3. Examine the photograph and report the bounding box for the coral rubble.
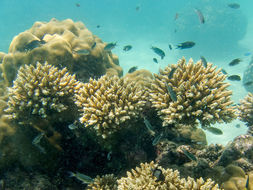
[150,57,236,127]
[75,74,148,138]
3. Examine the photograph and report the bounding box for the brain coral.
[149,57,236,127]
[238,93,253,130]
[75,74,148,139]
[87,174,118,190]
[1,18,122,86]
[117,161,220,189]
[5,62,80,122]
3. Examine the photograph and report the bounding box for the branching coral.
[238,93,253,129]
[87,174,118,190]
[149,57,236,127]
[5,62,80,122]
[117,161,220,189]
[75,74,148,138]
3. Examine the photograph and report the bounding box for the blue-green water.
[0,0,251,144]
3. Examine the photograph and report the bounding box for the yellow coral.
[149,57,236,127]
[117,161,221,190]
[2,18,122,86]
[86,174,118,190]
[5,62,79,122]
[238,93,253,126]
[75,74,148,138]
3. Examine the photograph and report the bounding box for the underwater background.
[0,0,251,145]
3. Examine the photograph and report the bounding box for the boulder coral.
[117,161,220,189]
[1,18,122,86]
[75,74,148,139]
[5,62,80,123]
[149,57,236,127]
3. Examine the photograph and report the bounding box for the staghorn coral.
[117,161,220,190]
[5,62,80,122]
[1,18,122,86]
[86,174,118,190]
[150,57,236,127]
[75,74,148,138]
[238,93,253,134]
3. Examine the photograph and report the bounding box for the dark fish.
[153,58,158,64]
[69,172,94,184]
[221,69,227,74]
[166,84,177,101]
[143,117,155,136]
[151,46,165,59]
[244,81,253,86]
[152,168,165,182]
[96,25,100,28]
[123,45,132,51]
[176,41,195,49]
[174,13,179,20]
[152,133,163,146]
[104,42,117,51]
[74,49,90,55]
[128,66,138,73]
[195,8,205,24]
[245,174,249,189]
[91,42,96,49]
[182,149,197,161]
[24,40,44,52]
[169,44,173,50]
[168,68,176,79]
[75,3,80,7]
[228,3,240,9]
[200,56,208,67]
[136,6,140,11]
[227,75,241,81]
[235,124,240,128]
[68,123,78,130]
[229,58,242,66]
[206,127,223,135]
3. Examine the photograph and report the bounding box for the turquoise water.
[0,0,251,144]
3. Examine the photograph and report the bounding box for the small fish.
[182,149,197,161]
[69,172,94,184]
[32,132,45,145]
[235,124,240,128]
[244,52,251,56]
[169,44,173,50]
[200,56,207,67]
[174,13,179,20]
[176,41,195,49]
[206,127,223,135]
[245,174,249,190]
[107,151,112,161]
[68,123,78,130]
[152,133,163,146]
[227,75,241,81]
[166,84,177,101]
[0,179,5,190]
[128,66,138,73]
[228,3,240,9]
[221,69,227,74]
[153,58,158,64]
[168,68,176,79]
[151,46,165,59]
[123,45,132,51]
[74,49,90,55]
[75,3,80,7]
[152,168,165,182]
[96,25,100,28]
[104,42,117,51]
[143,117,155,136]
[136,5,140,11]
[91,42,96,49]
[244,81,253,86]
[195,8,205,24]
[24,40,44,52]
[229,58,242,66]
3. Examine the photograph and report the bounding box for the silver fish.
[68,123,78,130]
[69,172,94,184]
[32,132,44,145]
[143,117,155,136]
[152,133,164,146]
[74,49,90,55]
[195,8,205,24]
[182,149,197,161]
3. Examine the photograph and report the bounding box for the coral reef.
[87,174,118,190]
[238,93,253,134]
[5,62,80,123]
[1,18,122,86]
[117,161,220,189]
[75,74,148,138]
[149,57,236,127]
